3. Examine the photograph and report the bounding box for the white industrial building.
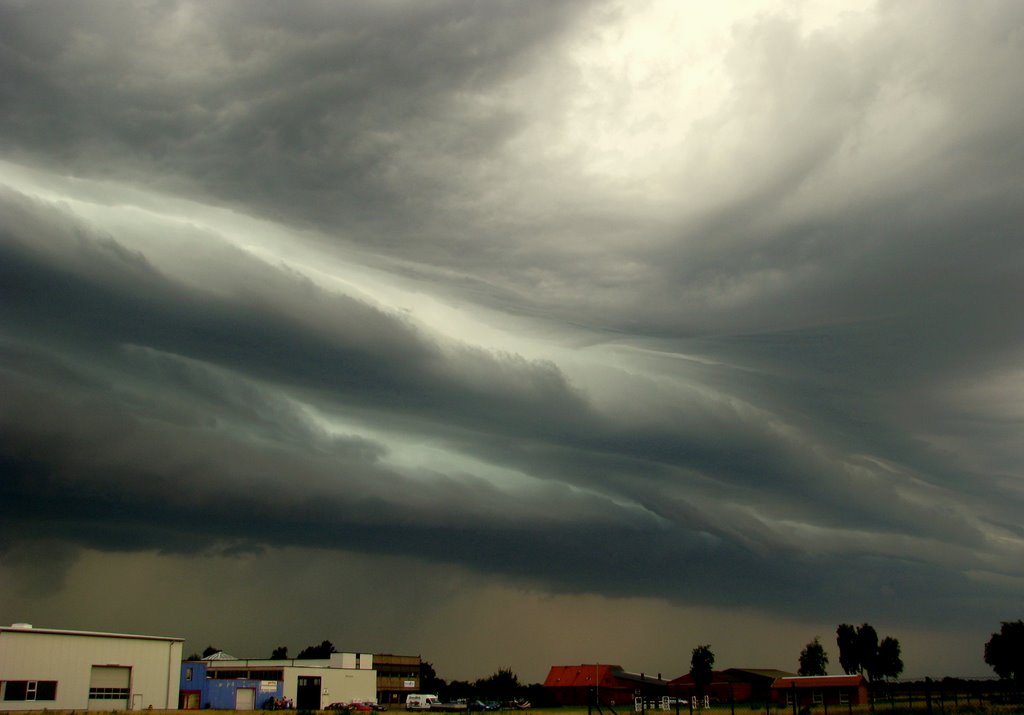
[185,652,377,710]
[0,623,182,711]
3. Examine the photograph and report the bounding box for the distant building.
[669,669,794,703]
[180,652,376,710]
[770,675,869,707]
[0,622,183,711]
[374,654,421,705]
[544,664,669,706]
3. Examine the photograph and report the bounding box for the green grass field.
[425,702,1024,715]
[4,706,1023,715]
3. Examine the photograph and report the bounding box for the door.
[236,688,256,710]
[89,666,131,711]
[296,677,322,710]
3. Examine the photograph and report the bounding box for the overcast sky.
[2,0,1022,683]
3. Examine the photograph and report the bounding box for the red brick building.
[669,669,792,704]
[770,675,869,707]
[544,664,669,707]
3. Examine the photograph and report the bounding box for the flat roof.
[772,675,866,689]
[0,625,183,642]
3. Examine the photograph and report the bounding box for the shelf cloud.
[2,0,1022,681]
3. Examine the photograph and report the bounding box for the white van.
[406,695,440,710]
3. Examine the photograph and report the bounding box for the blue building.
[180,660,284,710]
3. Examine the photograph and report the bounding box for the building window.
[812,691,823,704]
[89,687,130,700]
[186,668,193,681]
[3,681,58,701]
[839,692,849,705]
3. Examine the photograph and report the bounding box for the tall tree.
[271,646,289,659]
[876,637,903,681]
[837,623,903,682]
[799,637,829,676]
[836,624,859,675]
[475,668,521,700]
[855,624,880,681]
[690,644,715,698]
[202,645,220,658]
[420,661,446,695]
[984,620,1024,683]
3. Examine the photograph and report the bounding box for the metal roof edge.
[0,626,184,642]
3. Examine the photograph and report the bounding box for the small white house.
[0,623,183,711]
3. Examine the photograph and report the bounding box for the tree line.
[803,623,904,681]
[188,618,1023,695]
[187,640,340,661]
[421,663,549,705]
[794,619,1024,683]
[689,618,1024,690]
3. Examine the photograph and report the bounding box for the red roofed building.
[669,669,793,704]
[770,675,869,707]
[544,665,668,707]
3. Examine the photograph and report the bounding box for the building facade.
[374,654,421,705]
[770,675,869,707]
[0,623,183,711]
[544,664,668,707]
[669,669,794,704]
[180,652,376,710]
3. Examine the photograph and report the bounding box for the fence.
[591,681,1021,715]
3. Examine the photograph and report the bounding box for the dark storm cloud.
[1,167,1021,627]
[0,0,580,241]
[1,0,1023,659]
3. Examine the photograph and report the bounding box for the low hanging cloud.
[2,0,1023,679]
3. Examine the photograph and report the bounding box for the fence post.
[791,683,797,715]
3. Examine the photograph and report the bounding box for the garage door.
[89,666,130,710]
[236,688,256,710]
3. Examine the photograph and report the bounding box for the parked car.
[326,703,351,711]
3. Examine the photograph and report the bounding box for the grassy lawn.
[5,707,1022,715]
